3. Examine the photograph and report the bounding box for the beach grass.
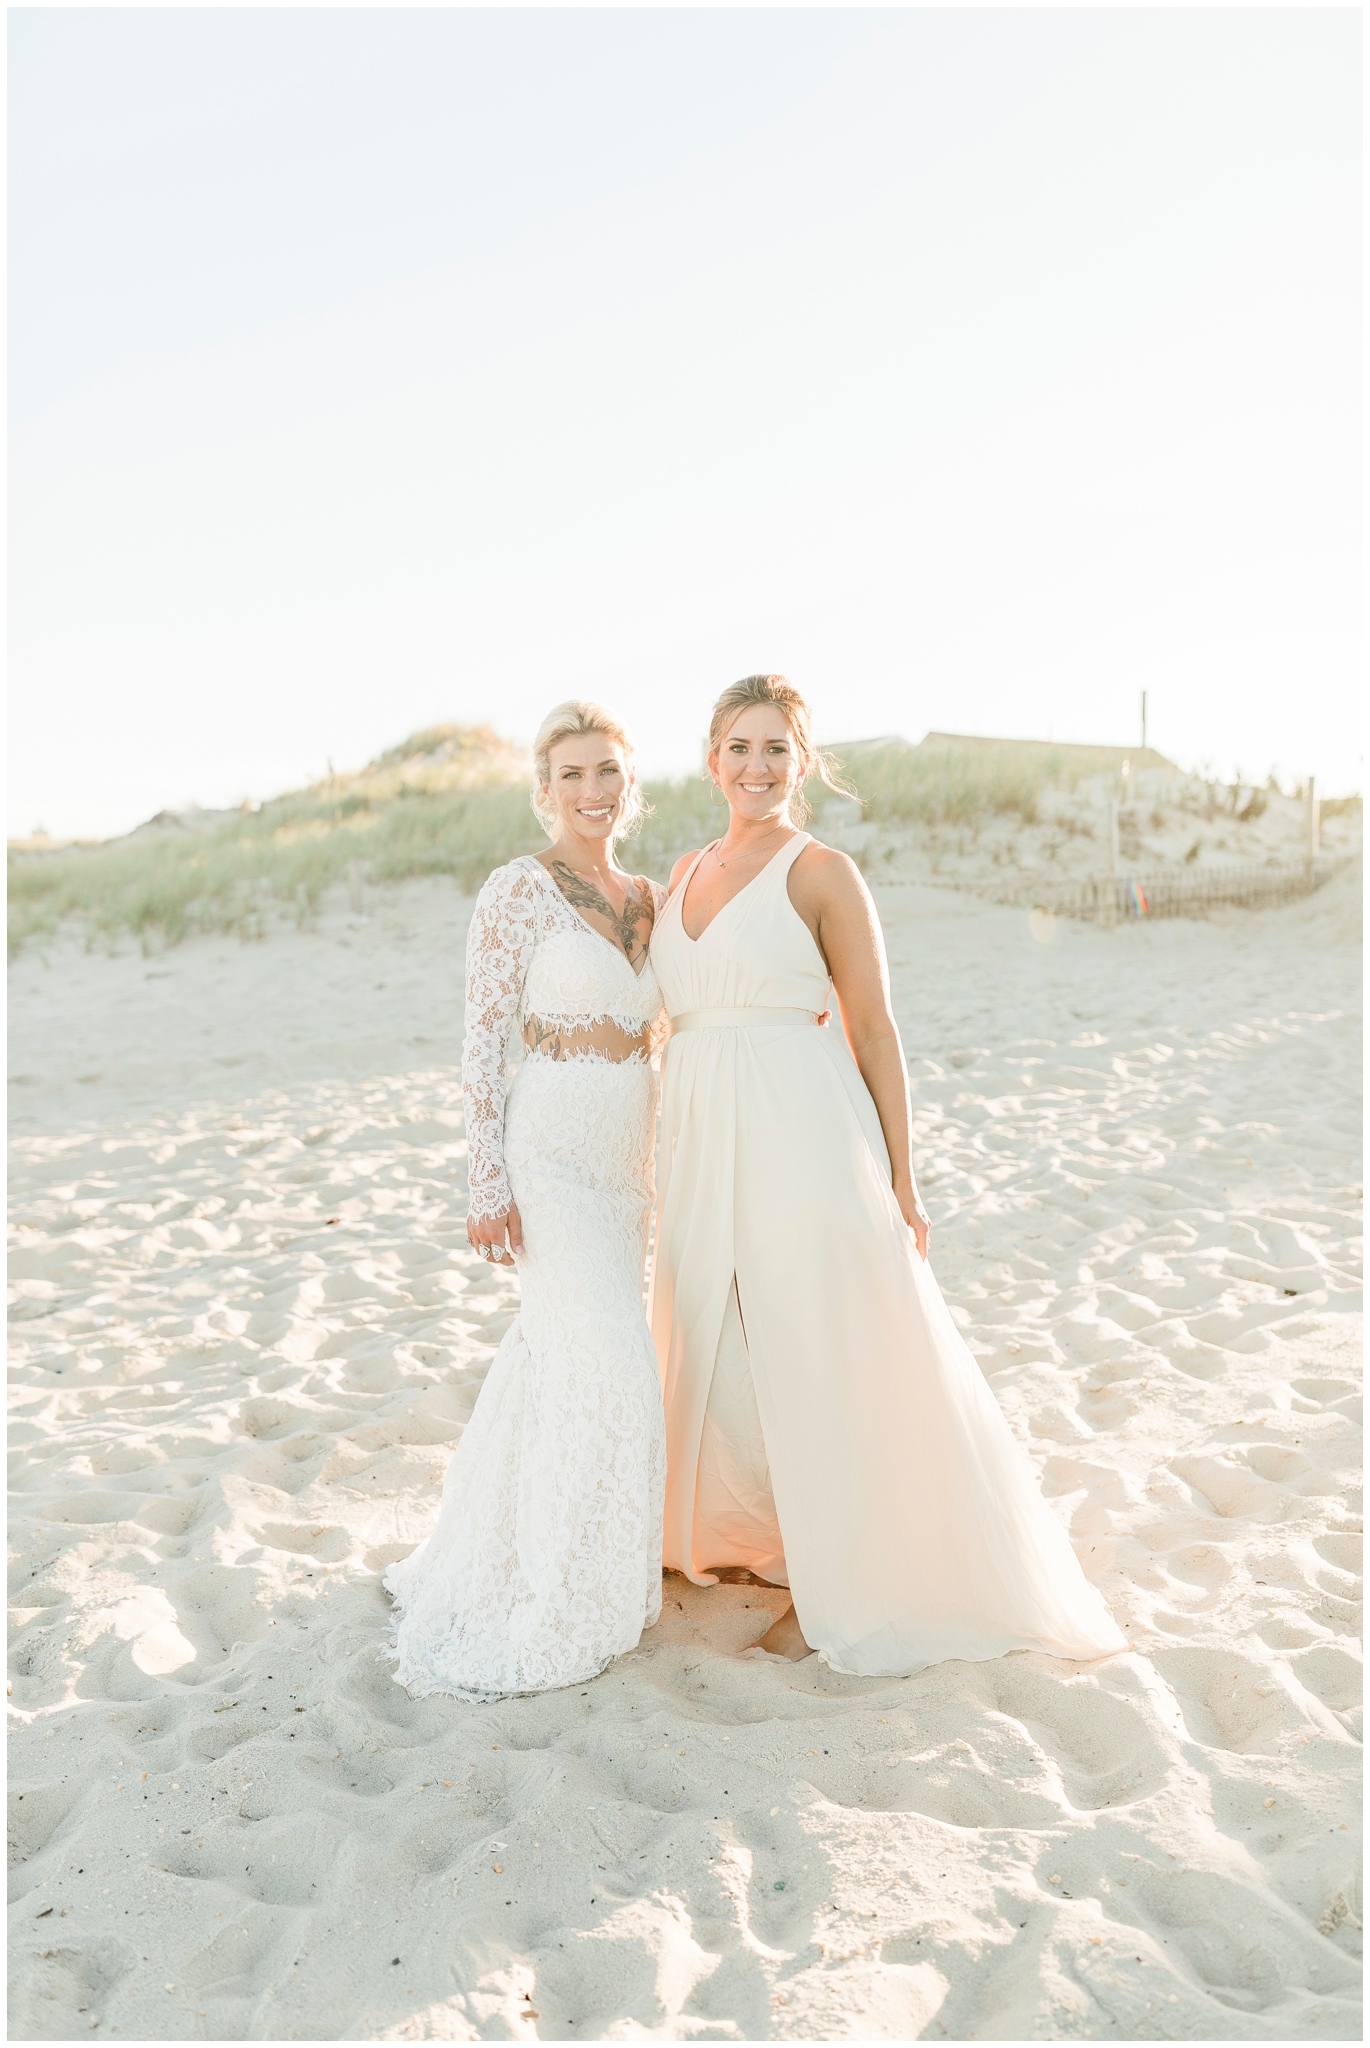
[7,782,536,957]
[824,738,1132,828]
[6,725,1271,957]
[6,727,725,957]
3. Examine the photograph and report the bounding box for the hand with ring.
[466,1201,523,1265]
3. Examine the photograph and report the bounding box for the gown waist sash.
[669,1007,819,1033]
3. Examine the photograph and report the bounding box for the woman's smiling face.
[711,703,807,822]
[543,732,632,845]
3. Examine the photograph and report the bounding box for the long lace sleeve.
[462,864,538,1222]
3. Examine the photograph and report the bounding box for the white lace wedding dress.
[384,856,668,1701]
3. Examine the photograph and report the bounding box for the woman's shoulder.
[666,848,705,894]
[474,855,548,911]
[789,838,871,901]
[793,835,856,868]
[487,852,548,886]
[630,871,670,914]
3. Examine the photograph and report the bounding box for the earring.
[708,781,727,808]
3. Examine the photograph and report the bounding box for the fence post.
[1305,777,1320,867]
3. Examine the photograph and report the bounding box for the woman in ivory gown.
[385,701,668,1701]
[649,674,1127,1676]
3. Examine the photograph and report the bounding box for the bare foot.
[757,1604,813,1660]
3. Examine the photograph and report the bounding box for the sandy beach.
[8,863,1362,2041]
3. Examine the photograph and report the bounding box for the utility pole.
[1140,691,1147,753]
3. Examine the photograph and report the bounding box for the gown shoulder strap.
[772,831,813,879]
[670,843,716,910]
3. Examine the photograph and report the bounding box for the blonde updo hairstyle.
[531,699,647,840]
[707,674,854,827]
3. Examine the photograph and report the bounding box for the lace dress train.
[384,858,668,1702]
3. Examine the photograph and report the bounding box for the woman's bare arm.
[789,846,930,1258]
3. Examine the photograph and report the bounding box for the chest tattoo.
[549,862,653,965]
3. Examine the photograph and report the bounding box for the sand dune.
[8,864,1362,2040]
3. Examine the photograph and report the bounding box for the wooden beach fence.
[946,854,1351,926]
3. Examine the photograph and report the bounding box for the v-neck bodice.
[513,857,664,1021]
[650,833,830,1020]
[520,857,653,981]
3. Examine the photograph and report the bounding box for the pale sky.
[9,6,1362,841]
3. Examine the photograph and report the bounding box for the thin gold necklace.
[713,824,792,870]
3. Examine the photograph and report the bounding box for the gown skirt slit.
[691,1278,789,1587]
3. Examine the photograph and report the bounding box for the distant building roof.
[920,731,1177,770]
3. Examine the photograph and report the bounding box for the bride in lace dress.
[385,702,668,1701]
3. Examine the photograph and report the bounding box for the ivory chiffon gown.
[649,834,1127,1676]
